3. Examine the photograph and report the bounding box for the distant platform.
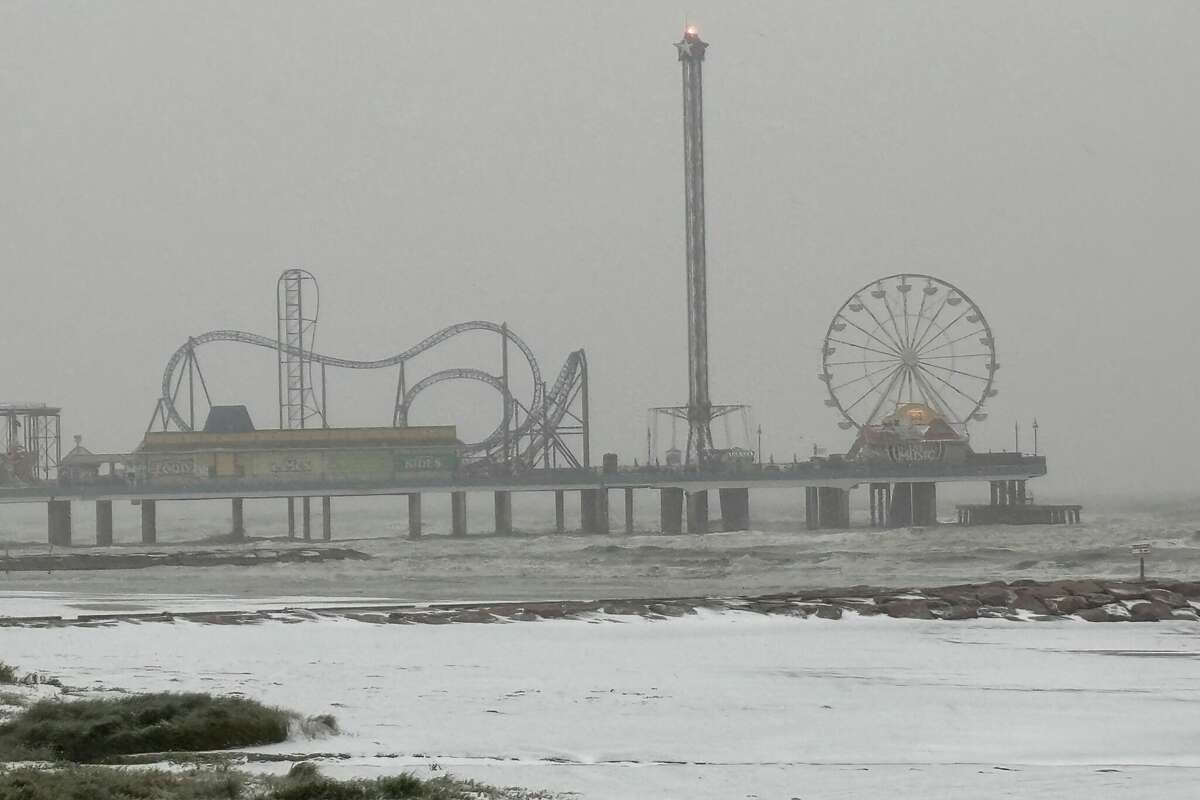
[956,503,1081,525]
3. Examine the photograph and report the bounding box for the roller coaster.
[148,270,589,471]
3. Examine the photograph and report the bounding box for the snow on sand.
[4,606,1200,799]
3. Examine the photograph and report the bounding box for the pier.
[7,454,1047,545]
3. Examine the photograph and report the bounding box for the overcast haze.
[3,1,1198,499]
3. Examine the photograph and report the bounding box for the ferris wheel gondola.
[820,274,997,435]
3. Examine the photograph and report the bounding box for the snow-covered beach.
[4,594,1200,798]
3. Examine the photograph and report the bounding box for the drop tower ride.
[677,26,713,466]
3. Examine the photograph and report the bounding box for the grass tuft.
[0,662,17,684]
[0,764,247,800]
[0,692,290,762]
[0,763,553,799]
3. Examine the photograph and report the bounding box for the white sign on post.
[1131,543,1151,556]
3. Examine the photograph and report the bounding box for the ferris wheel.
[820,274,998,433]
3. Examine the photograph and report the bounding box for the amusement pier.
[1,29,1065,546]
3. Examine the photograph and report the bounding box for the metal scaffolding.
[1,403,61,483]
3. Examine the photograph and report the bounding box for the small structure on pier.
[59,436,128,485]
[957,503,1081,525]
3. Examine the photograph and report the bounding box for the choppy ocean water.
[1,490,1196,604]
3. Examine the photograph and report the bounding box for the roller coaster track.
[159,322,586,466]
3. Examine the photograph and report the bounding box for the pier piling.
[581,489,609,533]
[660,488,683,534]
[686,490,709,533]
[321,496,331,540]
[451,491,468,537]
[719,488,750,531]
[95,500,113,546]
[231,498,245,541]
[47,500,72,546]
[140,500,157,544]
[494,491,513,535]
[408,494,422,539]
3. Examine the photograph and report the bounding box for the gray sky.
[3,1,1198,498]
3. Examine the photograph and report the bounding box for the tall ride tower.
[677,26,713,466]
[650,27,751,474]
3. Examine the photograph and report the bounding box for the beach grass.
[0,692,290,762]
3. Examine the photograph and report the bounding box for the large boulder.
[926,586,983,607]
[1076,605,1129,622]
[1128,600,1175,622]
[1105,584,1149,601]
[814,605,843,621]
[934,604,980,621]
[977,585,1015,606]
[1060,579,1104,596]
[1012,591,1050,615]
[1145,589,1188,608]
[1043,595,1090,615]
[647,602,693,617]
[1019,583,1072,600]
[882,599,936,620]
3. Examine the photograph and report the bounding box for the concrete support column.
[719,487,750,531]
[494,491,513,535]
[596,490,610,534]
[1016,481,1027,505]
[95,500,113,546]
[321,496,332,541]
[140,500,157,544]
[907,482,937,526]
[660,488,684,534]
[580,489,597,533]
[47,500,72,546]
[554,490,565,534]
[817,487,848,529]
[624,488,635,534]
[302,497,312,541]
[231,498,245,541]
[869,483,890,528]
[686,490,709,534]
[287,498,296,538]
[805,487,818,530]
[990,481,1000,506]
[580,489,609,534]
[890,484,915,527]
[407,494,423,539]
[451,492,468,537]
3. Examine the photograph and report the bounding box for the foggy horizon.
[4,1,1198,499]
